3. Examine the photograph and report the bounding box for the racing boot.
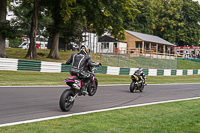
[80,86,88,96]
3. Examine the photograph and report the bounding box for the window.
[146,44,149,50]
[101,43,104,49]
[101,42,109,49]
[136,42,139,48]
[114,43,117,48]
[22,43,27,46]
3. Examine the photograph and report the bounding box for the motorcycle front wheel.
[88,78,98,96]
[130,82,136,93]
[59,89,75,112]
[140,84,144,92]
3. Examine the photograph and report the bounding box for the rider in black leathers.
[134,68,146,84]
[66,45,100,95]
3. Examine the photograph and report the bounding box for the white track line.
[0,97,199,127]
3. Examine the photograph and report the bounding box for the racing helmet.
[80,45,89,55]
[138,67,143,71]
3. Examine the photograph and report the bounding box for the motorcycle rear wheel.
[59,89,75,112]
[130,82,136,93]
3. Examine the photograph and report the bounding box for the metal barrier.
[0,58,200,76]
[0,58,18,71]
[18,60,41,71]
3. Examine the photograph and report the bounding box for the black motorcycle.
[130,74,146,93]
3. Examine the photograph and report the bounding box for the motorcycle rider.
[134,68,146,85]
[66,45,101,95]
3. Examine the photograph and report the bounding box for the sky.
[193,0,200,3]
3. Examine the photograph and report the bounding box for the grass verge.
[0,70,200,86]
[0,99,199,132]
[0,70,199,132]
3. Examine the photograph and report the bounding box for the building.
[81,32,98,53]
[97,35,127,54]
[5,40,9,48]
[125,30,175,56]
[173,46,200,59]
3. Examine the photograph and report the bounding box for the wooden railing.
[113,48,183,59]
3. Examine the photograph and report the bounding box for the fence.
[98,52,177,69]
[1,58,200,76]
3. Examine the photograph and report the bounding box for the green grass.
[5,48,200,69]
[177,59,200,69]
[0,99,199,133]
[0,70,200,86]
[5,48,101,64]
[100,54,178,69]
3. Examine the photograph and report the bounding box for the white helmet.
[80,45,89,54]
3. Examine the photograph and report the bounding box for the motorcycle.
[130,74,146,93]
[59,65,99,112]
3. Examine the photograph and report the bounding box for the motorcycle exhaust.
[72,83,80,90]
[72,80,81,90]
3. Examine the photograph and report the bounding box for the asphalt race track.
[0,84,200,125]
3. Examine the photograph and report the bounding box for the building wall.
[118,42,127,54]
[97,42,114,53]
[81,32,98,53]
[125,32,143,50]
[97,42,128,54]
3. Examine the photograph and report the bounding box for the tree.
[47,0,139,59]
[46,0,76,59]
[11,2,32,38]
[151,0,200,46]
[11,1,52,47]
[151,0,184,44]
[0,0,7,58]
[77,0,139,39]
[123,0,154,35]
[176,0,200,46]
[13,0,50,59]
[25,0,40,59]
[61,18,84,51]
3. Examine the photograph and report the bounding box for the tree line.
[0,0,199,59]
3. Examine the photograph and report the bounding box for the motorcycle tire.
[130,82,136,93]
[140,84,144,92]
[59,89,75,112]
[88,78,98,96]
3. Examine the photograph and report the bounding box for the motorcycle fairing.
[131,75,139,81]
[92,75,96,80]
[67,76,78,80]
[92,75,97,87]
[62,76,79,82]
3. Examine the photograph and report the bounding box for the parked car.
[18,41,48,49]
[18,41,29,49]
[70,43,79,51]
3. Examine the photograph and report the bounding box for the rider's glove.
[98,63,102,67]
